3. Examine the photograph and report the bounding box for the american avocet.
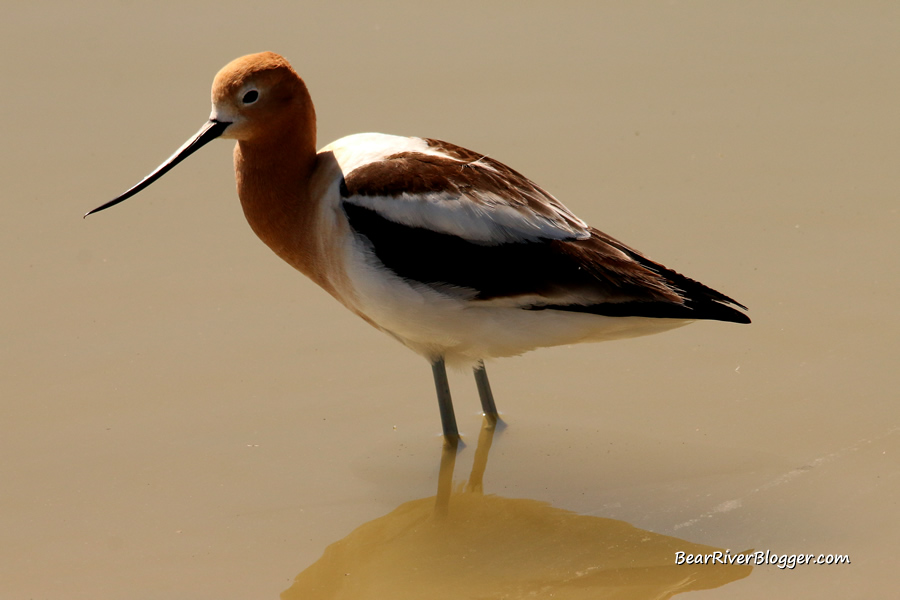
[87,52,749,439]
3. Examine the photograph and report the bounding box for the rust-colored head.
[86,52,315,217]
[211,52,315,144]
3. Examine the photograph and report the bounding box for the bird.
[86,52,749,439]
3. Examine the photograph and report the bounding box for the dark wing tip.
[528,296,750,323]
[687,299,751,324]
[605,238,751,324]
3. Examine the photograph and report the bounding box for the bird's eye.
[242,90,259,104]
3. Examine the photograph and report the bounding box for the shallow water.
[2,2,897,598]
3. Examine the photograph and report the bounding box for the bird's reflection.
[283,417,752,599]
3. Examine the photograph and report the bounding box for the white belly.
[336,234,691,366]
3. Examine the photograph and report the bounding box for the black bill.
[85,119,231,218]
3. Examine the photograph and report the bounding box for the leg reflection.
[466,415,499,494]
[434,436,458,516]
[435,415,501,515]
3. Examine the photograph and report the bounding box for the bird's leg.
[473,360,498,418]
[431,357,459,439]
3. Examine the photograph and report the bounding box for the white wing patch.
[347,190,586,245]
[321,133,436,173]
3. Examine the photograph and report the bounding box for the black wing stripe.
[343,202,750,323]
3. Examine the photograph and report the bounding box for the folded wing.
[340,137,749,324]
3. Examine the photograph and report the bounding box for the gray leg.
[431,358,459,439]
[473,360,498,417]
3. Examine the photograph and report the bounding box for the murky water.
[2,2,897,598]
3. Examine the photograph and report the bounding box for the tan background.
[2,1,898,598]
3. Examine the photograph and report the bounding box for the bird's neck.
[234,118,331,289]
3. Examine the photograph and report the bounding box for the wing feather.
[333,134,748,323]
[342,202,750,323]
[339,138,590,245]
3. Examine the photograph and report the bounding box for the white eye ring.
[242,89,259,104]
